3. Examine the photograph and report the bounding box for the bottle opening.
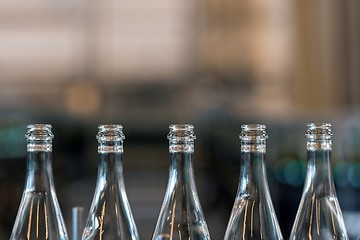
[97,124,124,153]
[26,124,53,152]
[169,124,194,131]
[306,123,333,140]
[168,124,196,142]
[26,124,54,140]
[168,124,195,152]
[241,124,266,131]
[97,124,125,142]
[239,124,267,153]
[240,124,268,141]
[306,123,332,150]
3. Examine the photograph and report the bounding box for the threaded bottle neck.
[97,124,125,153]
[168,124,195,153]
[306,123,332,151]
[240,124,267,153]
[25,124,54,192]
[26,124,53,152]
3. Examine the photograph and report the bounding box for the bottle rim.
[27,123,52,129]
[240,124,268,141]
[98,124,123,131]
[306,122,333,140]
[306,123,332,129]
[168,124,196,142]
[26,124,54,140]
[97,124,125,141]
[169,124,194,131]
[241,124,266,131]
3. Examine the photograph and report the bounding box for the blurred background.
[0,0,360,239]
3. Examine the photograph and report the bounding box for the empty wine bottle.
[289,123,348,240]
[10,124,69,240]
[82,125,140,240]
[152,124,211,240]
[224,124,283,240]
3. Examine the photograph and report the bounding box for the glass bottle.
[289,123,348,240]
[152,124,211,240]
[82,125,140,240]
[10,124,69,240]
[224,124,283,240]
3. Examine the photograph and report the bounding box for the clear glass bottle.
[82,125,140,240]
[289,123,348,240]
[224,124,283,240]
[152,124,211,240]
[10,124,69,240]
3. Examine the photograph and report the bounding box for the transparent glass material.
[152,124,211,240]
[10,124,69,240]
[224,124,283,240]
[289,123,348,240]
[82,125,140,240]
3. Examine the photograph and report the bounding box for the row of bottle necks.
[9,123,349,239]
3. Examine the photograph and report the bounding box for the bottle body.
[82,125,140,240]
[224,124,283,240]
[10,124,68,240]
[152,124,211,240]
[289,123,348,240]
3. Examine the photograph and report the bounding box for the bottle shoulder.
[290,194,348,239]
[152,181,211,239]
[225,195,283,240]
[10,191,68,240]
[82,180,140,240]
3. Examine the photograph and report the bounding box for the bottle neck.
[238,140,267,196]
[97,151,124,185]
[168,142,195,185]
[304,139,335,193]
[96,127,125,192]
[25,151,53,192]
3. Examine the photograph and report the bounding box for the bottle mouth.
[26,124,54,141]
[26,124,53,152]
[306,123,333,140]
[169,124,194,131]
[97,124,125,142]
[168,124,196,142]
[240,124,268,141]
